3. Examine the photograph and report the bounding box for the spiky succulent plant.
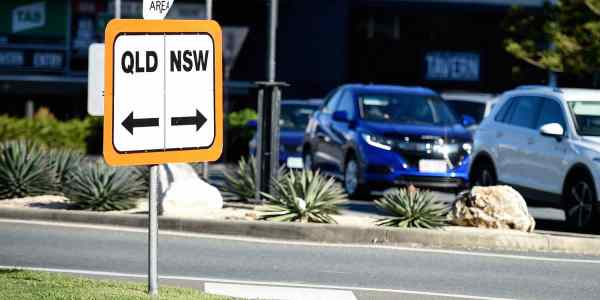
[223,156,257,200]
[46,149,84,189]
[258,170,347,223]
[0,141,59,199]
[375,187,448,229]
[64,162,145,211]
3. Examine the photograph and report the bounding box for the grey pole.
[202,0,214,181]
[115,0,121,19]
[148,165,159,296]
[267,0,278,82]
[206,0,213,20]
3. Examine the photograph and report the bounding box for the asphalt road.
[1,220,599,300]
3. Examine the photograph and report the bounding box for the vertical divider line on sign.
[163,33,167,150]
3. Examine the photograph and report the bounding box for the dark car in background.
[303,84,474,197]
[249,99,322,168]
[442,92,497,133]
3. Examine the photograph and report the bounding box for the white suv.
[469,86,600,230]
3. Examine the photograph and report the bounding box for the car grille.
[385,135,468,168]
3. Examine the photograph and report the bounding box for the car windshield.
[359,93,458,125]
[279,104,319,130]
[568,101,600,136]
[445,100,486,123]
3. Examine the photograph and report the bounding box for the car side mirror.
[540,123,564,140]
[246,119,257,129]
[462,115,476,127]
[332,111,349,122]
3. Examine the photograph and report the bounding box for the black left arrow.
[122,112,159,135]
[171,109,207,131]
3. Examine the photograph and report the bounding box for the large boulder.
[157,163,223,216]
[449,186,535,232]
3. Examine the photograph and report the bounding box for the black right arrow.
[122,112,159,135]
[171,109,207,131]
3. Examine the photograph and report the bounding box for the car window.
[279,104,320,131]
[359,93,458,125]
[335,91,356,119]
[322,89,342,114]
[506,97,543,129]
[494,98,513,122]
[445,100,486,123]
[536,98,566,130]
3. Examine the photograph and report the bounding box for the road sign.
[103,19,223,166]
[143,0,174,20]
[87,43,104,116]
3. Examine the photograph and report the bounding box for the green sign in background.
[0,1,67,39]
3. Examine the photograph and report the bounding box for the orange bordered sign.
[103,19,223,166]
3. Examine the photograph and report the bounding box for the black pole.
[255,81,288,202]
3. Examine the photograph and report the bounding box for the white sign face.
[87,43,104,116]
[143,0,174,20]
[112,33,215,153]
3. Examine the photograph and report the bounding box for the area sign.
[103,19,223,166]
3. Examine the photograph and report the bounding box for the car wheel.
[564,176,597,231]
[471,161,496,187]
[303,151,314,171]
[344,158,368,199]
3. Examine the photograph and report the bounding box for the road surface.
[0,219,598,299]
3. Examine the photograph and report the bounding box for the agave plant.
[64,162,145,211]
[375,187,448,229]
[258,170,347,223]
[46,149,84,189]
[0,141,59,199]
[223,156,283,201]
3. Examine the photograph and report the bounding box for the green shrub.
[228,108,257,129]
[226,109,257,161]
[375,187,448,229]
[0,141,59,199]
[64,162,145,211]
[258,170,347,223]
[0,114,94,152]
[223,156,258,201]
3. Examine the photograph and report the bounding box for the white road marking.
[0,265,513,300]
[204,282,357,300]
[1,218,599,265]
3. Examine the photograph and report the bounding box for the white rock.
[449,185,535,232]
[157,163,223,216]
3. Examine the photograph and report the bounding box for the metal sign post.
[148,165,159,295]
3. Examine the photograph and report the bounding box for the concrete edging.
[1,207,599,255]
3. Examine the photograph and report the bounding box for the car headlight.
[362,133,393,151]
[462,143,472,154]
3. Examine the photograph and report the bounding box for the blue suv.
[303,84,474,197]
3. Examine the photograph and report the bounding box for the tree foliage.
[504,0,600,77]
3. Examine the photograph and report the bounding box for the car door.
[329,90,357,173]
[497,96,543,187]
[492,97,518,182]
[313,89,342,172]
[525,97,569,196]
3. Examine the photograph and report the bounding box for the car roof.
[282,99,323,106]
[507,86,600,102]
[441,92,496,103]
[343,84,438,96]
[560,88,600,102]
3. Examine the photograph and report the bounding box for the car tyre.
[564,175,598,232]
[470,161,496,187]
[344,157,368,199]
